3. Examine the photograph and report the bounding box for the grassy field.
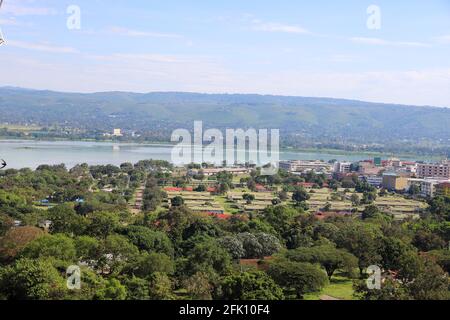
[304,274,355,300]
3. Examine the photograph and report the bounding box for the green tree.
[221,271,284,300]
[171,196,185,207]
[132,252,175,277]
[86,211,119,238]
[218,236,245,260]
[186,240,232,276]
[267,258,328,299]
[182,272,214,300]
[286,245,358,279]
[148,272,174,300]
[0,258,66,300]
[48,204,87,235]
[20,234,77,263]
[292,187,310,206]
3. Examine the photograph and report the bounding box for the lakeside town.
[1,154,449,300]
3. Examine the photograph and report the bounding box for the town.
[1,155,449,301]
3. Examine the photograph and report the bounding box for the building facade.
[417,161,450,179]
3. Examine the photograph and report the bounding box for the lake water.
[0,140,432,169]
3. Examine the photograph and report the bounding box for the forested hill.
[0,87,449,142]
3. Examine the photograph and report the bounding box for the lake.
[0,140,433,169]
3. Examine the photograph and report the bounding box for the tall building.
[382,172,409,191]
[417,161,450,179]
[334,162,352,174]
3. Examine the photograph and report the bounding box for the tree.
[237,232,264,259]
[220,271,284,300]
[182,272,214,300]
[278,191,288,201]
[124,276,150,300]
[361,191,377,205]
[86,211,119,238]
[0,226,44,263]
[334,223,381,274]
[412,230,445,252]
[286,245,358,279]
[101,235,139,274]
[407,261,449,300]
[186,240,231,276]
[350,193,360,207]
[47,204,87,235]
[243,193,256,204]
[97,278,127,300]
[262,205,298,235]
[0,213,14,236]
[267,258,328,299]
[194,184,207,192]
[122,225,174,256]
[131,252,175,277]
[148,272,174,300]
[171,196,185,207]
[409,184,420,196]
[20,234,77,263]
[75,236,101,263]
[218,236,245,260]
[292,187,310,206]
[362,205,380,220]
[255,233,282,257]
[0,258,66,300]
[428,249,450,273]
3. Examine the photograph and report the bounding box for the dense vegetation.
[0,161,449,300]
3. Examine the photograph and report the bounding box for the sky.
[1,0,450,107]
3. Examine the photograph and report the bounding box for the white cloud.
[7,40,78,53]
[350,37,430,48]
[2,48,450,107]
[434,35,450,44]
[108,26,181,39]
[252,21,310,34]
[1,2,57,16]
[0,18,21,26]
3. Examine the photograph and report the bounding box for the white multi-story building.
[407,178,450,198]
[364,176,383,187]
[334,162,352,174]
[280,160,333,174]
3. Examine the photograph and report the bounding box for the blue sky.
[1,0,450,106]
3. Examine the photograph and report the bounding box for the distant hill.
[0,87,449,143]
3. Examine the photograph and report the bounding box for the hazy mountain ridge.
[0,87,449,142]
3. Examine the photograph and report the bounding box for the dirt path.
[129,184,145,214]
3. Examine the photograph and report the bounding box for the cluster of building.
[279,158,450,198]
